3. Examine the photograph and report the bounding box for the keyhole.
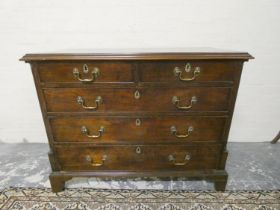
[136,146,141,154]
[185,63,191,72]
[83,64,89,73]
[135,118,141,126]
[134,90,141,99]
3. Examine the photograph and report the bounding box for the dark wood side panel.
[49,116,227,143]
[37,61,134,83]
[43,87,231,113]
[54,144,222,171]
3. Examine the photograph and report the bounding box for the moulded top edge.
[20,48,254,61]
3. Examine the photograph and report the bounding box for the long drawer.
[54,144,222,171]
[50,116,227,143]
[37,61,134,83]
[44,87,231,113]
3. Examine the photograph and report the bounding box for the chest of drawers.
[21,49,253,192]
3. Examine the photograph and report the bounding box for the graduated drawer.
[139,61,242,83]
[54,144,222,171]
[50,116,226,143]
[37,61,134,83]
[44,87,231,113]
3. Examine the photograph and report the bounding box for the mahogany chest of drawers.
[21,49,253,192]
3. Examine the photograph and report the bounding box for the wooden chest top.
[20,48,253,61]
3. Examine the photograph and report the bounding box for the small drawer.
[44,87,231,113]
[54,144,222,171]
[139,61,242,83]
[50,116,227,143]
[37,61,134,83]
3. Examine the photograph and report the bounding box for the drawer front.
[37,61,134,83]
[44,87,231,112]
[139,61,242,83]
[54,144,221,171]
[50,116,226,143]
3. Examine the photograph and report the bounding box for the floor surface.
[0,142,279,190]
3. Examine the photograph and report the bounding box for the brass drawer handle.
[173,63,200,81]
[172,96,197,110]
[73,67,100,83]
[170,125,193,138]
[168,154,191,166]
[85,155,107,167]
[77,96,102,110]
[81,126,105,138]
